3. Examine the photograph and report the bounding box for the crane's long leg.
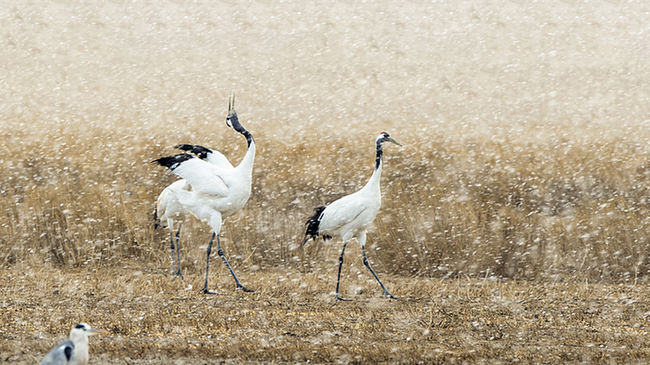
[167,219,177,276]
[360,232,397,299]
[174,224,183,278]
[202,232,218,294]
[216,234,254,292]
[335,241,351,301]
[169,230,176,274]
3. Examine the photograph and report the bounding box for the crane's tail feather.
[152,153,194,170]
[302,205,328,245]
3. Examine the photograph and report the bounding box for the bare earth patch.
[2,266,648,364]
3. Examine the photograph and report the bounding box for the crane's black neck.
[375,140,383,170]
[228,112,252,147]
[241,130,253,147]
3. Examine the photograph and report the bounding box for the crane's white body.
[317,164,382,244]
[170,142,254,225]
[156,179,190,227]
[41,324,102,365]
[156,147,236,228]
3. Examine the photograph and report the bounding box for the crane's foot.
[335,294,352,302]
[173,271,183,279]
[237,284,254,293]
[384,292,399,300]
[202,288,219,295]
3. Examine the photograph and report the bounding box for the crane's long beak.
[387,137,402,146]
[228,92,235,113]
[88,328,107,336]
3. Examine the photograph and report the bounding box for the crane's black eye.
[75,324,85,329]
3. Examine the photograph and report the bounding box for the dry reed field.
[1,1,649,363]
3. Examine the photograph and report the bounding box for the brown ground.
[2,265,649,364]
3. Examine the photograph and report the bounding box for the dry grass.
[1,1,649,363]
[1,129,647,283]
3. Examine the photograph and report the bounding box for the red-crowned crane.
[154,94,255,294]
[301,132,401,301]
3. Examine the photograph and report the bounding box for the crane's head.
[225,92,246,133]
[377,131,402,146]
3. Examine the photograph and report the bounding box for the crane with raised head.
[154,94,255,294]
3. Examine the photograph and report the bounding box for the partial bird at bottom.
[41,323,105,365]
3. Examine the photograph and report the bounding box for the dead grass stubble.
[1,268,649,363]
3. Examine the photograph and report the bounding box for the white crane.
[41,323,105,365]
[154,179,189,277]
[154,94,255,294]
[154,145,234,278]
[301,132,401,301]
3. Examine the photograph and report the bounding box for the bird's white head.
[376,131,402,146]
[69,323,105,341]
[225,92,246,133]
